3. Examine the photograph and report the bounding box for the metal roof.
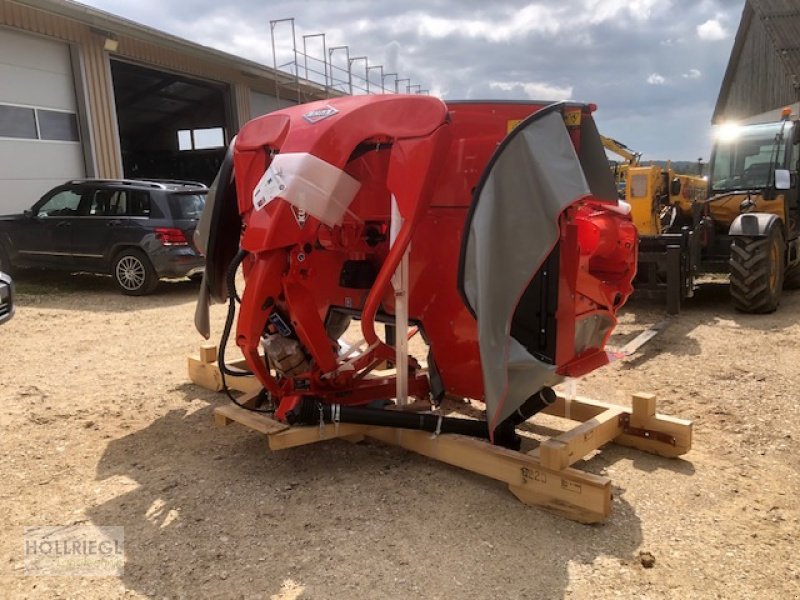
[15,0,328,97]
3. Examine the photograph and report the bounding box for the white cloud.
[583,0,663,23]
[416,6,560,42]
[407,1,669,43]
[77,0,745,160]
[697,19,728,41]
[490,80,573,100]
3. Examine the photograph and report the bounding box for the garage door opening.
[110,60,232,185]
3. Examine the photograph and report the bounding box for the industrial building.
[0,0,328,212]
[714,0,800,123]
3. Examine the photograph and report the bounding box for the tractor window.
[630,174,648,198]
[711,122,787,191]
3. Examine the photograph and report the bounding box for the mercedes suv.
[0,179,207,295]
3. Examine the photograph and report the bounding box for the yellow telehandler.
[631,105,800,314]
[601,135,641,196]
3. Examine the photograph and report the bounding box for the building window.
[0,105,37,139]
[177,127,225,151]
[0,104,79,142]
[177,130,193,151]
[37,110,79,142]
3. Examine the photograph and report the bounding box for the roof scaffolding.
[269,17,429,103]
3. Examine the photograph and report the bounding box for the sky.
[81,0,745,161]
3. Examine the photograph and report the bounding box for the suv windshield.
[168,192,206,220]
[711,122,788,192]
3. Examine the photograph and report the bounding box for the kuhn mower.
[195,95,637,449]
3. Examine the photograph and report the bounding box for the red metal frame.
[228,96,637,417]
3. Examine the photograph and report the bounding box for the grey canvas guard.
[461,107,612,437]
[194,144,237,339]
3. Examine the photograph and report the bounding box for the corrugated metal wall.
[0,0,295,178]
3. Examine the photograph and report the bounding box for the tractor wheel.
[729,225,785,313]
[783,263,800,290]
[112,249,159,296]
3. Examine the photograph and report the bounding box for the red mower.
[195,95,637,449]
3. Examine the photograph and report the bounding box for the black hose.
[289,400,492,439]
[219,248,251,378]
[283,387,556,450]
[217,248,273,414]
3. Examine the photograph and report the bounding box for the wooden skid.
[188,343,261,394]
[192,345,692,523]
[543,391,692,460]
[368,429,611,523]
[213,401,374,450]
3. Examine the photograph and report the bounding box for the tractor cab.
[708,118,797,228]
[702,109,800,312]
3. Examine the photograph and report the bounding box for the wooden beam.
[188,354,224,392]
[191,347,692,523]
[615,417,692,458]
[268,424,375,451]
[630,392,657,427]
[538,407,626,471]
[199,343,217,364]
[213,399,288,434]
[188,344,260,394]
[367,429,612,523]
[544,391,692,458]
[543,394,607,422]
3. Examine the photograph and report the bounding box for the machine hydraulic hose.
[284,388,556,450]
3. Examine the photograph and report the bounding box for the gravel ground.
[1,270,798,599]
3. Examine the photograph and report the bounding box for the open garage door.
[110,60,232,185]
[0,29,85,214]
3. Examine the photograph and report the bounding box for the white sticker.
[291,205,308,228]
[252,165,285,212]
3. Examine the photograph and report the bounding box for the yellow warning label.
[564,110,581,127]
[507,119,522,134]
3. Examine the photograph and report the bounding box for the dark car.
[0,271,14,324]
[0,179,207,295]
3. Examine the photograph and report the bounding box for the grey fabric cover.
[578,114,620,202]
[462,111,594,435]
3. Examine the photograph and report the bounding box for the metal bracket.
[618,414,676,446]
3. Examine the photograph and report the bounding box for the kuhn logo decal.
[303,105,338,124]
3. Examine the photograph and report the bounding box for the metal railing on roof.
[269,17,430,103]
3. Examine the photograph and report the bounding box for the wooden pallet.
[189,344,692,523]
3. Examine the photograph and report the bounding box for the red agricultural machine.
[195,95,637,450]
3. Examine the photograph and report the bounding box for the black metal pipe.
[285,386,556,450]
[287,398,492,440]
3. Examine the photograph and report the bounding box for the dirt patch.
[1,270,798,599]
